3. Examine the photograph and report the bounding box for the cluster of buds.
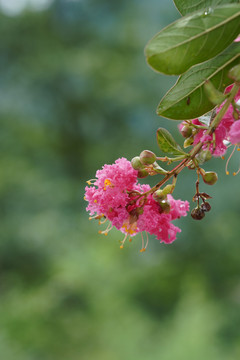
[131,150,167,178]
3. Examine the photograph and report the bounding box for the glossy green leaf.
[173,0,240,16]
[157,42,240,120]
[145,4,240,75]
[156,128,186,155]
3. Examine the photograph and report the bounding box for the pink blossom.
[137,194,189,244]
[85,158,190,249]
[229,120,240,145]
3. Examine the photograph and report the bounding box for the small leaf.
[157,42,240,120]
[145,4,240,75]
[156,128,186,155]
[173,0,239,16]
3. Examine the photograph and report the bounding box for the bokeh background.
[0,0,240,359]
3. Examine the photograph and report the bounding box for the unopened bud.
[140,150,156,165]
[201,170,218,185]
[159,199,171,214]
[204,80,226,105]
[191,207,205,220]
[180,125,192,138]
[196,150,212,164]
[137,169,149,178]
[187,160,197,169]
[228,64,240,84]
[201,202,211,212]
[153,189,167,202]
[161,184,175,195]
[184,136,194,148]
[131,156,145,170]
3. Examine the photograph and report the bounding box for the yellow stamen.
[86,179,97,185]
[225,145,237,175]
[233,168,240,176]
[103,178,113,191]
[84,196,87,200]
[140,232,149,253]
[98,222,113,236]
[221,156,225,160]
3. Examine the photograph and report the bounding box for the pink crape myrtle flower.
[85,158,190,251]
[137,194,189,244]
[229,120,240,145]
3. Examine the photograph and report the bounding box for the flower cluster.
[85,158,189,251]
[179,86,240,158]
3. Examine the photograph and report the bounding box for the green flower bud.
[196,150,212,164]
[131,156,145,170]
[153,189,167,202]
[184,136,194,148]
[201,170,218,185]
[180,125,192,138]
[159,199,171,214]
[140,150,156,165]
[137,169,149,178]
[228,64,240,84]
[191,207,205,220]
[204,80,226,105]
[161,184,175,196]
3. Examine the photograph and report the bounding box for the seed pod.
[131,156,145,170]
[201,171,218,185]
[140,150,156,165]
[201,202,211,212]
[191,207,205,220]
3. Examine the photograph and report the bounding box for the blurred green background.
[0,0,240,359]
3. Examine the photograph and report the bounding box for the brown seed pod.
[191,207,205,220]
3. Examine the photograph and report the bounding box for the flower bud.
[228,64,240,84]
[201,202,211,212]
[180,125,192,138]
[139,150,156,165]
[137,169,149,178]
[159,199,171,214]
[204,80,226,105]
[201,170,218,185]
[196,150,212,164]
[153,189,167,202]
[131,156,145,170]
[191,207,205,220]
[187,160,197,169]
[161,184,175,195]
[184,136,194,148]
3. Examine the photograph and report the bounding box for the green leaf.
[145,4,240,75]
[157,42,240,120]
[156,128,186,155]
[173,0,240,16]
